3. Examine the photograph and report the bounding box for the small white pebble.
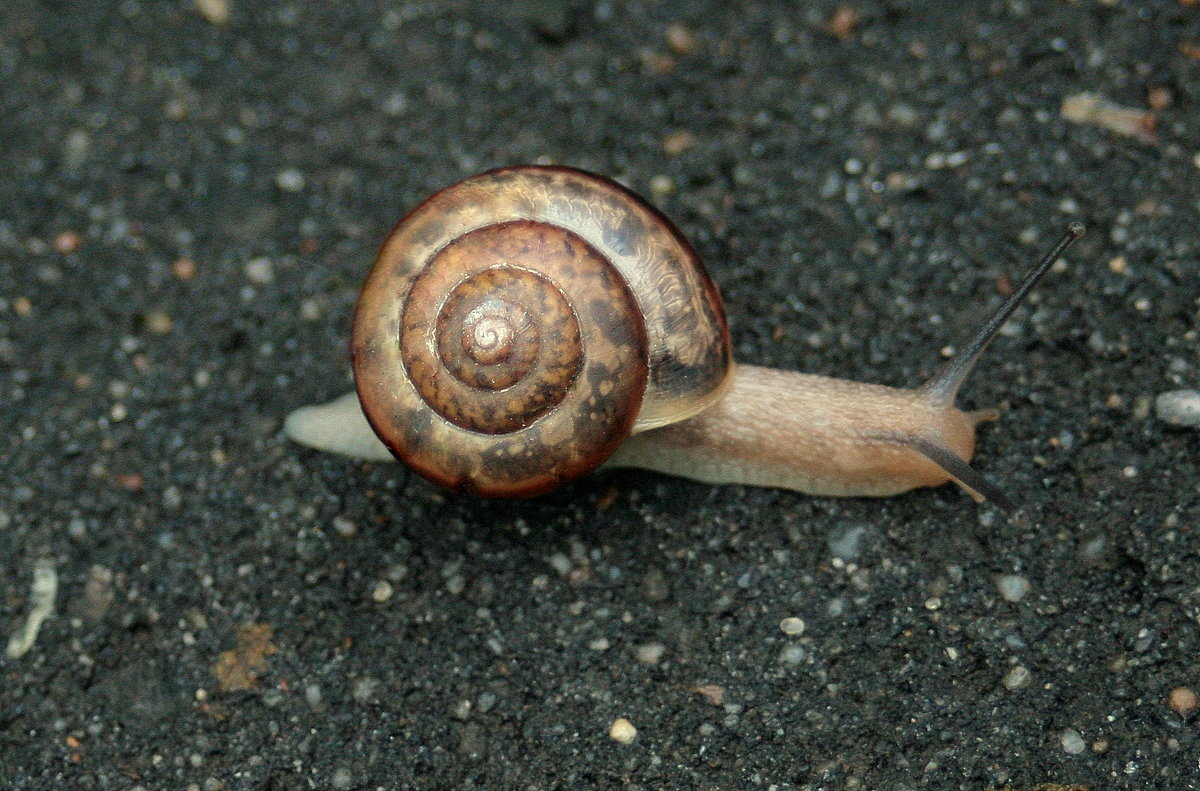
[1155,390,1200,428]
[648,174,674,198]
[1060,728,1086,755]
[331,767,353,790]
[62,128,91,170]
[609,717,637,743]
[275,168,306,192]
[635,643,666,665]
[331,516,356,537]
[305,684,323,708]
[779,616,806,636]
[370,580,393,602]
[1003,665,1032,690]
[382,91,409,116]
[546,552,572,576]
[996,574,1031,603]
[193,0,230,25]
[244,257,274,284]
[779,645,806,664]
[351,677,381,704]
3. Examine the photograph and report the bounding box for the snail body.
[285,165,1083,513]
[607,366,984,498]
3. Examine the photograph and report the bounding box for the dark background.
[3,1,1199,789]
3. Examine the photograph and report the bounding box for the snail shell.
[352,166,733,496]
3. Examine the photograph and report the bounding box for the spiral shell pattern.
[352,166,731,496]
[401,224,590,435]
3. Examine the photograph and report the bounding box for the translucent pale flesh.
[285,368,989,500]
[605,364,988,498]
[283,391,396,462]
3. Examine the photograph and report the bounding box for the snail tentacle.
[921,223,1085,405]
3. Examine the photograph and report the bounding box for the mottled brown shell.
[352,166,732,497]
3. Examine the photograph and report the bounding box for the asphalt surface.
[3,1,1199,789]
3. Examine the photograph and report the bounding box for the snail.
[284,166,1084,515]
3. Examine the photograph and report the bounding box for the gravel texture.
[2,1,1199,789]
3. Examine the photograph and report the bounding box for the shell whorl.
[352,166,732,496]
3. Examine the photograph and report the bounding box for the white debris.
[996,574,1031,603]
[779,616,806,636]
[244,257,274,284]
[194,0,231,25]
[1060,728,1086,755]
[7,558,58,658]
[1155,390,1200,428]
[608,717,637,743]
